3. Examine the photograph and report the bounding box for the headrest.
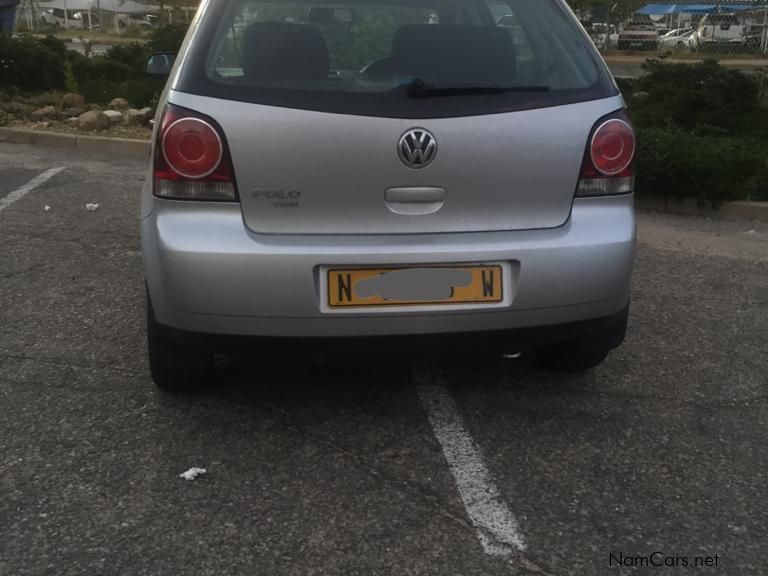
[241,22,329,83]
[390,25,516,84]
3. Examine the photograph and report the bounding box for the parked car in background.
[73,11,99,29]
[618,21,659,50]
[693,13,747,51]
[40,8,99,29]
[115,13,154,31]
[588,22,613,50]
[659,27,695,50]
[40,8,81,28]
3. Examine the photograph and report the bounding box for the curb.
[0,127,150,157]
[636,197,768,224]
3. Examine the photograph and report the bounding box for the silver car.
[141,0,636,390]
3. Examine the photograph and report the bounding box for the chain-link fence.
[581,1,768,64]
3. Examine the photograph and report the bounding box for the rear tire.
[147,291,215,391]
[535,341,611,373]
[534,305,628,373]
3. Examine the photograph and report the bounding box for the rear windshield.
[176,0,617,118]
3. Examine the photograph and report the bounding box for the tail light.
[576,114,635,197]
[153,104,238,201]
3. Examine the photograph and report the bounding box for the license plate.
[326,265,503,308]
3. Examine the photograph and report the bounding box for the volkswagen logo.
[398,128,437,169]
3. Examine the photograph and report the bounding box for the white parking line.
[0,168,65,213]
[415,365,527,557]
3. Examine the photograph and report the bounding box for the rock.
[89,103,102,111]
[62,93,86,109]
[77,110,111,131]
[126,107,153,125]
[66,107,85,117]
[109,97,129,109]
[65,116,79,126]
[103,110,124,124]
[31,106,57,120]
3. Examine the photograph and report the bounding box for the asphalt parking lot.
[1,142,766,576]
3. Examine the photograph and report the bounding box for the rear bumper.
[141,194,636,338]
[151,300,629,357]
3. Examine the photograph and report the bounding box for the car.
[73,11,100,29]
[618,21,659,50]
[659,28,695,50]
[40,8,83,29]
[587,22,613,51]
[692,12,755,51]
[116,13,154,31]
[40,8,99,29]
[141,0,636,390]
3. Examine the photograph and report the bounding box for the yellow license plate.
[327,265,503,308]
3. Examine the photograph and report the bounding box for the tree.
[566,0,645,22]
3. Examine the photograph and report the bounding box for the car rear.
[618,22,659,50]
[695,13,746,49]
[141,0,636,389]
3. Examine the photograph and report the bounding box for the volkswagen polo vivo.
[141,0,636,390]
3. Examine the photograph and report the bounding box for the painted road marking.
[0,167,65,213]
[415,365,527,557]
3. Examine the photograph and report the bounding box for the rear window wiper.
[405,78,550,98]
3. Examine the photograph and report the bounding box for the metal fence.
[583,2,768,60]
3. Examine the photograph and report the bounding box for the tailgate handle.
[385,187,446,216]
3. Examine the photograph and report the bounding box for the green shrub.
[614,77,636,95]
[0,85,21,99]
[627,59,768,137]
[63,60,78,93]
[29,91,62,106]
[120,77,164,107]
[70,55,131,83]
[78,79,124,105]
[123,25,148,39]
[0,100,33,119]
[105,42,149,77]
[37,35,68,58]
[0,35,66,91]
[636,128,768,206]
[617,60,768,205]
[148,23,188,53]
[78,77,164,106]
